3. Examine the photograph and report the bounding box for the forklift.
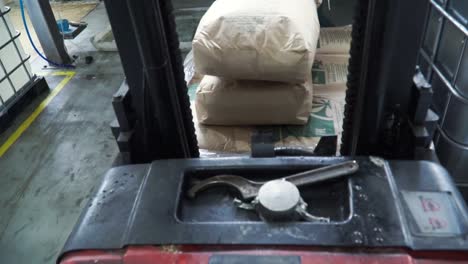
[58,0,468,263]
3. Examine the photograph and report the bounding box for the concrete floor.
[0,4,123,263]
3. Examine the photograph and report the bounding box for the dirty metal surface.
[61,157,468,257]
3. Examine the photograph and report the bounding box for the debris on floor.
[90,26,115,51]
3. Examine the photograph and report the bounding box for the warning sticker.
[402,191,462,236]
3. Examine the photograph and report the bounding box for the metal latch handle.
[283,160,359,187]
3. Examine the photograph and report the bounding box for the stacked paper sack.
[193,0,321,125]
[190,25,353,153]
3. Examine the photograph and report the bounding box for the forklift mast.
[105,0,199,163]
[105,0,430,163]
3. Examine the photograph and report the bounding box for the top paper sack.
[193,0,320,83]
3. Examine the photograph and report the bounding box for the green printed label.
[312,60,326,85]
[312,70,326,85]
[308,97,336,136]
[187,83,198,102]
[279,97,336,138]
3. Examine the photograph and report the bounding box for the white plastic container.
[0,4,32,108]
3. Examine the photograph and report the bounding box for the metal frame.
[419,0,468,142]
[104,0,199,163]
[415,0,468,186]
[0,76,49,133]
[0,6,32,109]
[341,0,430,157]
[0,5,49,132]
[105,0,433,161]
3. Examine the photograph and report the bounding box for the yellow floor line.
[38,71,74,77]
[0,71,76,158]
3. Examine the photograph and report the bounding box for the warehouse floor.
[0,4,123,263]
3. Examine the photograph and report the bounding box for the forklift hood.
[59,157,468,263]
